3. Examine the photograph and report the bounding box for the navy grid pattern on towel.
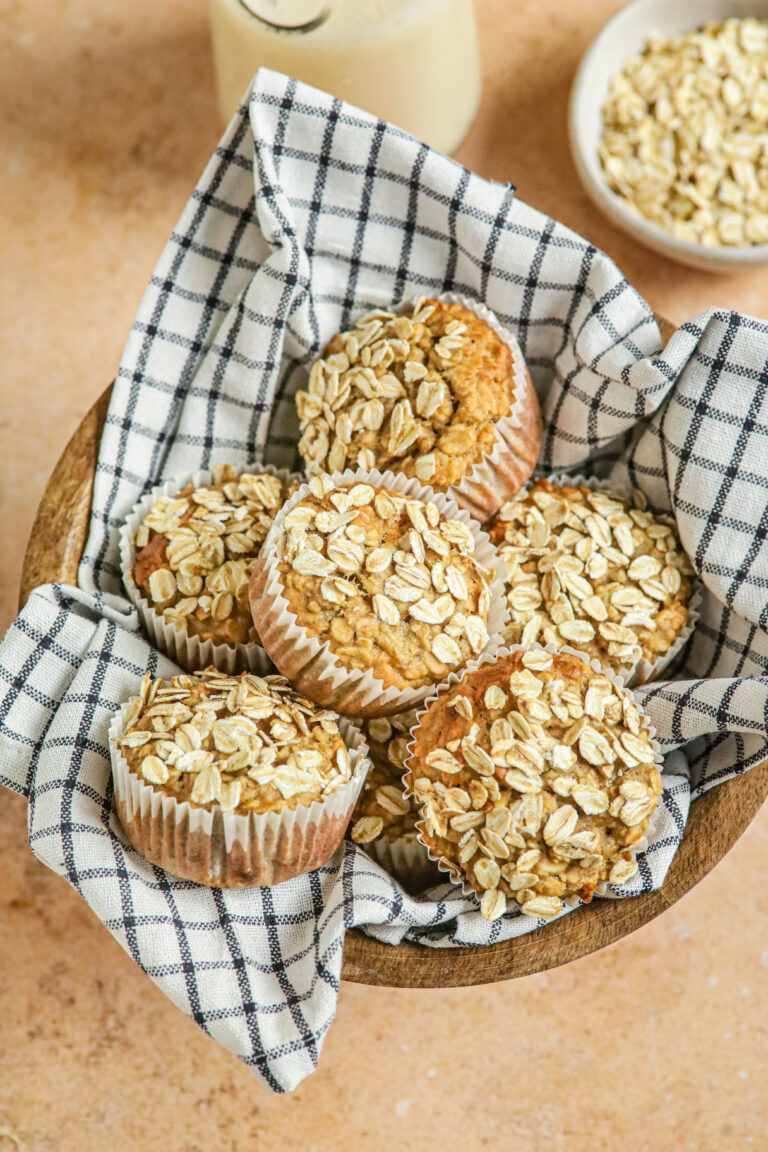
[1,71,767,1093]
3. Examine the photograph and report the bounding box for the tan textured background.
[1,1,767,1148]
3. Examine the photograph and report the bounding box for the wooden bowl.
[20,336,768,988]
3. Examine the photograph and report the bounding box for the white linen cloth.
[1,71,767,1093]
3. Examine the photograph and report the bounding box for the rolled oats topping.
[407,650,662,921]
[489,478,694,679]
[275,478,496,691]
[599,19,768,247]
[133,465,294,647]
[295,298,519,489]
[117,668,352,815]
[350,710,420,845]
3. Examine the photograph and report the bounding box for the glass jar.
[209,0,482,156]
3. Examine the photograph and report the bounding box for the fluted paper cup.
[364,833,441,895]
[249,467,509,720]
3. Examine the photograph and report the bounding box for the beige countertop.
[1,1,766,1148]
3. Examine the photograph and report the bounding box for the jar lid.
[238,0,330,31]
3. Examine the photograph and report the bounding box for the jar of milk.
[208,0,482,156]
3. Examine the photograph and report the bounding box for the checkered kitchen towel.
[2,71,767,1093]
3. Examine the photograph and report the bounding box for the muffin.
[249,472,505,717]
[349,710,438,891]
[125,464,296,670]
[406,648,662,922]
[489,478,696,684]
[110,667,368,886]
[295,296,542,519]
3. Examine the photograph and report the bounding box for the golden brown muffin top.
[296,297,517,489]
[276,478,494,691]
[133,465,293,647]
[489,478,694,679]
[406,649,661,922]
[117,668,351,816]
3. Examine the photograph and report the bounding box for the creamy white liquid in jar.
[209,0,482,155]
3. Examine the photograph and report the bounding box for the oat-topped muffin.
[117,668,352,815]
[295,297,541,496]
[132,465,292,649]
[407,649,662,921]
[270,477,495,692]
[350,711,420,846]
[112,668,367,887]
[489,479,695,682]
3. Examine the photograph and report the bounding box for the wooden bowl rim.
[20,345,768,988]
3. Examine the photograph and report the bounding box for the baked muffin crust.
[133,465,292,647]
[296,298,531,489]
[275,477,495,692]
[350,710,420,845]
[407,649,662,921]
[117,668,352,816]
[489,479,694,679]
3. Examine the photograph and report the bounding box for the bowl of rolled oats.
[569,0,768,271]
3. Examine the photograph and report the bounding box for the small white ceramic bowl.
[569,0,768,273]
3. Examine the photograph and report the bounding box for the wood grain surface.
[19,341,768,989]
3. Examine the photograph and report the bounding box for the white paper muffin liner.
[119,463,301,675]
[364,832,441,895]
[494,471,701,688]
[403,642,666,921]
[248,467,509,719]
[433,292,542,521]
[108,690,370,887]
